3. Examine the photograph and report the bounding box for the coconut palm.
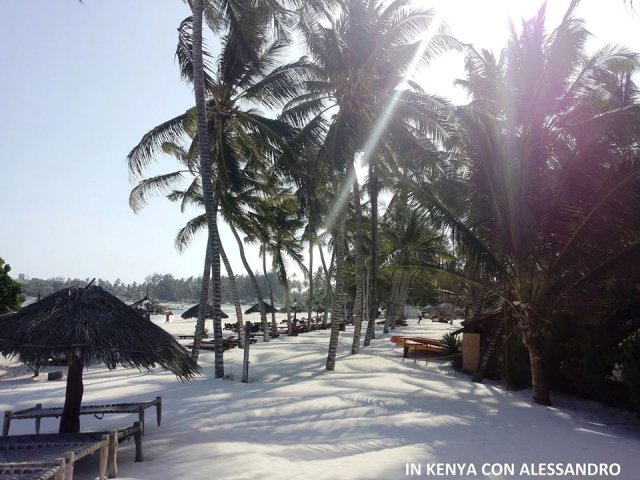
[408,3,640,405]
[129,12,307,363]
[284,0,458,370]
[245,194,307,336]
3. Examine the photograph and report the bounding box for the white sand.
[1,315,639,480]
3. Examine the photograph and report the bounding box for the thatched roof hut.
[181,304,228,319]
[244,301,277,314]
[0,285,200,433]
[129,291,169,315]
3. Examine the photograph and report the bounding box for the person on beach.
[165,311,173,323]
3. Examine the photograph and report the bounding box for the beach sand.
[1,316,639,479]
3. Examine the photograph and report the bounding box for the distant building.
[18,273,25,283]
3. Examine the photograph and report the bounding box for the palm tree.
[128,12,306,358]
[409,4,640,405]
[285,0,458,370]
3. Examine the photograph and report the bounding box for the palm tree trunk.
[192,235,212,362]
[190,0,219,364]
[262,245,277,338]
[210,182,224,378]
[307,225,314,325]
[285,287,292,335]
[219,232,244,348]
[520,316,551,405]
[326,213,346,371]
[351,177,365,354]
[319,244,334,328]
[230,224,269,341]
[364,160,378,346]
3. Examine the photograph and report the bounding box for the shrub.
[615,329,640,413]
[441,332,462,370]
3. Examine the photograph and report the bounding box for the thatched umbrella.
[313,305,326,314]
[181,304,229,319]
[129,290,169,315]
[278,303,304,313]
[0,285,200,433]
[244,301,277,314]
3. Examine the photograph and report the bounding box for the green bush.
[441,332,462,370]
[615,329,640,414]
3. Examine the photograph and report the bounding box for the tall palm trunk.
[210,182,224,378]
[326,212,346,371]
[192,235,212,361]
[190,0,219,365]
[364,160,378,346]
[219,229,244,348]
[319,244,334,328]
[307,225,315,325]
[230,224,269,341]
[284,286,292,335]
[262,245,277,337]
[351,176,365,354]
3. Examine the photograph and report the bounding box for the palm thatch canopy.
[129,292,170,315]
[0,285,200,379]
[181,304,229,319]
[278,305,304,313]
[244,301,277,314]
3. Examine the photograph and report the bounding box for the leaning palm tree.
[409,4,640,405]
[285,0,458,370]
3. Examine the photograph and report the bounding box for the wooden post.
[35,403,42,434]
[3,411,11,436]
[242,321,251,383]
[138,406,145,435]
[64,451,75,480]
[54,458,65,480]
[156,396,162,426]
[133,421,143,462]
[59,353,84,433]
[107,430,118,478]
[99,434,109,479]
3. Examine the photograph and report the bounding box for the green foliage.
[615,330,640,413]
[19,272,304,305]
[440,332,462,370]
[496,331,531,390]
[0,257,22,314]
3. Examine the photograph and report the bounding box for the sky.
[0,0,638,284]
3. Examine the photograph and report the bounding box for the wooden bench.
[3,397,161,437]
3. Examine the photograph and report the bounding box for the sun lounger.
[390,336,444,363]
[3,397,161,437]
[0,459,65,480]
[0,421,142,480]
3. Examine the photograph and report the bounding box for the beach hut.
[244,301,277,315]
[0,284,200,433]
[181,304,229,319]
[129,290,169,315]
[453,306,503,376]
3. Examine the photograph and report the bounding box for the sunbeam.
[323,14,444,233]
